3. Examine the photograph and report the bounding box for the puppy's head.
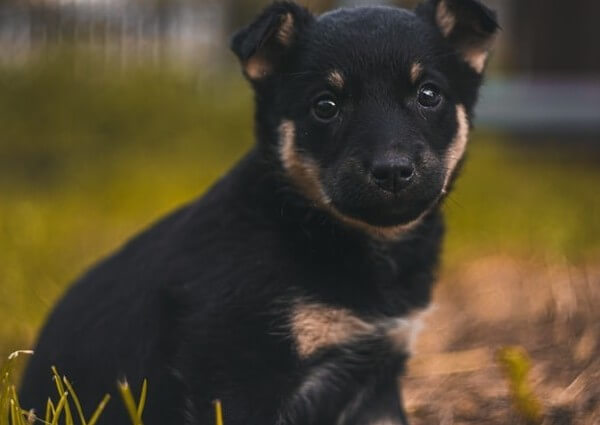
[232,0,498,238]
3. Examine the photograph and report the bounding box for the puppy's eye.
[417,84,442,108]
[312,96,339,121]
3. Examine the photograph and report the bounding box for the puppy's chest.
[287,300,428,359]
[297,243,411,312]
[282,238,434,359]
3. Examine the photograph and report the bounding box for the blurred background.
[0,0,598,423]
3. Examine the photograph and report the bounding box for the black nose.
[370,156,415,193]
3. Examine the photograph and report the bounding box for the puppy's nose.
[370,156,415,193]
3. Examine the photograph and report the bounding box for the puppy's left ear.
[417,0,499,73]
[231,2,314,82]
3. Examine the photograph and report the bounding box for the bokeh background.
[0,0,599,423]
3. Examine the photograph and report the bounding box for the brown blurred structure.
[2,0,599,77]
[510,0,600,76]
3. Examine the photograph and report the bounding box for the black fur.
[20,1,498,424]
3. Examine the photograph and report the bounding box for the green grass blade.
[117,381,143,425]
[10,400,21,425]
[45,399,56,425]
[9,386,25,425]
[62,377,86,425]
[213,400,224,425]
[51,367,73,425]
[136,380,147,421]
[2,352,34,425]
[9,400,17,425]
[1,378,9,425]
[1,353,17,425]
[87,395,110,425]
[50,394,68,425]
[497,346,543,424]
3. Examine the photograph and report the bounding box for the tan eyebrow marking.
[410,62,423,84]
[327,70,345,89]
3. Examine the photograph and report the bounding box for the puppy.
[20,1,498,424]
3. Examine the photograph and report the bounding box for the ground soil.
[404,256,600,425]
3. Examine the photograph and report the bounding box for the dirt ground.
[404,256,600,425]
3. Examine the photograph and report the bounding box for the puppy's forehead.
[317,6,414,29]
[301,7,438,76]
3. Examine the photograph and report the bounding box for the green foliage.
[0,351,147,425]
[444,137,600,265]
[497,346,543,424]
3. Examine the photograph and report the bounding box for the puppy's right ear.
[231,2,314,82]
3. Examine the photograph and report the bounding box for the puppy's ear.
[417,0,499,73]
[231,2,314,82]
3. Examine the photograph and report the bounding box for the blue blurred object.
[477,78,600,135]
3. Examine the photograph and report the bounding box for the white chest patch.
[290,302,430,358]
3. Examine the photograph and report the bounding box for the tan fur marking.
[291,303,431,358]
[276,13,295,46]
[464,49,488,73]
[244,56,272,80]
[328,207,424,240]
[371,420,403,425]
[279,120,427,240]
[436,0,456,37]
[442,104,469,193]
[461,36,496,73]
[291,303,376,358]
[410,62,423,84]
[328,70,345,89]
[279,121,331,204]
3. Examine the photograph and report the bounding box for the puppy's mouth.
[323,167,445,229]
[329,193,439,228]
[277,120,444,236]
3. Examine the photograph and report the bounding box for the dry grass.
[405,257,600,424]
[0,352,147,425]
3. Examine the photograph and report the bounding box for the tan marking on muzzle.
[279,121,331,204]
[328,70,345,89]
[442,104,469,193]
[278,121,429,240]
[410,62,423,84]
[291,303,376,358]
[435,0,456,37]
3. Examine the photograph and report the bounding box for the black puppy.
[20,1,498,424]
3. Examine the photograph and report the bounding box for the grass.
[443,136,600,265]
[0,351,146,425]
[497,346,543,424]
[1,352,228,425]
[0,49,599,377]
